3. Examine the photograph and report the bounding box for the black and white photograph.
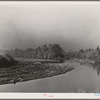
[0,1,100,95]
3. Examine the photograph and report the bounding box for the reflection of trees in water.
[80,62,100,76]
[90,63,100,76]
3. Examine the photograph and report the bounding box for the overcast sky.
[0,1,100,51]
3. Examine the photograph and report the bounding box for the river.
[0,60,100,92]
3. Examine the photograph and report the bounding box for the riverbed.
[0,60,100,92]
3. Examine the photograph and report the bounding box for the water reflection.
[90,63,100,76]
[81,62,100,76]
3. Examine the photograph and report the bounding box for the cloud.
[0,2,100,51]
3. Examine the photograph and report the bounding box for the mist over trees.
[2,43,100,63]
[66,46,100,62]
[7,44,66,60]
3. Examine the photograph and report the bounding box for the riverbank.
[71,58,95,64]
[0,60,74,85]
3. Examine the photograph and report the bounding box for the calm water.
[0,60,100,92]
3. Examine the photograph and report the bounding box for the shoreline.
[0,60,75,85]
[71,58,97,64]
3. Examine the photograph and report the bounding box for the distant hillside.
[6,44,66,60]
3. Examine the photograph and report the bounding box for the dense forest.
[1,44,100,63]
[6,44,66,60]
[66,46,100,62]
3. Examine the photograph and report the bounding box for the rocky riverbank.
[0,60,74,85]
[72,58,95,64]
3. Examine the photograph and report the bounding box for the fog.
[0,2,100,51]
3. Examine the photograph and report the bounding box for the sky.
[0,1,100,51]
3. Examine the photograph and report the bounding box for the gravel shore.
[0,61,75,85]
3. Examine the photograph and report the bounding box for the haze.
[0,2,100,51]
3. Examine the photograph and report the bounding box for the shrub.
[0,54,17,67]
